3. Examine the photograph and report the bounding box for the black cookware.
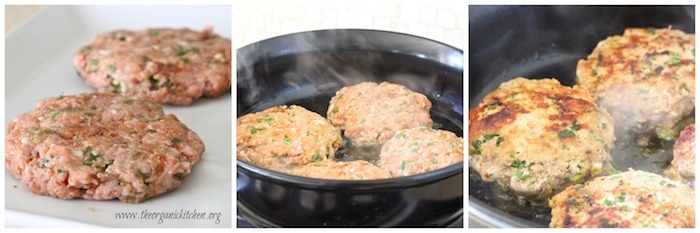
[237,29,464,227]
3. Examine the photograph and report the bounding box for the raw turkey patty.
[236,105,342,172]
[288,160,390,180]
[327,82,433,145]
[5,93,205,203]
[379,127,463,177]
[73,27,231,106]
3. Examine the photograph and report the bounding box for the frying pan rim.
[237,160,464,190]
[468,196,545,228]
[235,28,464,54]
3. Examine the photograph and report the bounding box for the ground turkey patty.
[549,170,695,228]
[379,127,463,177]
[288,160,390,180]
[469,78,615,205]
[236,105,342,172]
[327,82,433,145]
[666,123,695,181]
[577,28,695,132]
[5,93,204,203]
[73,27,231,106]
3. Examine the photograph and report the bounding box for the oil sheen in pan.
[468,56,694,226]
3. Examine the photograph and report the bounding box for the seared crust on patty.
[327,82,433,145]
[288,160,390,180]
[379,127,463,177]
[577,28,695,131]
[549,170,695,228]
[73,27,231,106]
[469,78,615,204]
[5,93,204,203]
[236,105,342,171]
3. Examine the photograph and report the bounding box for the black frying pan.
[237,29,464,227]
[469,5,695,227]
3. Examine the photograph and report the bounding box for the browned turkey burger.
[577,28,695,133]
[549,170,695,228]
[469,77,615,205]
[665,123,695,182]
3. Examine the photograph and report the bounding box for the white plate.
[5,5,232,228]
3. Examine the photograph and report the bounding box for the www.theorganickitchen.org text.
[114,209,221,224]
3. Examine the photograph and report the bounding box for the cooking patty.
[5,93,204,203]
[288,160,390,180]
[327,82,433,145]
[73,27,231,106]
[577,28,695,132]
[549,170,695,228]
[378,127,463,177]
[236,105,342,172]
[667,123,695,181]
[469,77,615,205]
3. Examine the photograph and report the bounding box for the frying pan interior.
[469,5,695,227]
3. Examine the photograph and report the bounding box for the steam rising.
[237,29,455,115]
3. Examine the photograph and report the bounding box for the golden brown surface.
[549,170,695,228]
[577,28,695,132]
[327,82,433,145]
[469,77,614,204]
[236,105,342,172]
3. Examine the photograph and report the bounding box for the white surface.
[235,2,464,49]
[5,5,231,228]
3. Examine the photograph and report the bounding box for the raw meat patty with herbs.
[577,28,695,133]
[5,93,204,203]
[549,170,695,228]
[236,105,342,172]
[73,27,231,106]
[327,82,433,146]
[288,160,390,180]
[379,127,463,177]
[469,77,615,205]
